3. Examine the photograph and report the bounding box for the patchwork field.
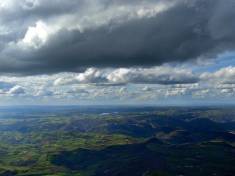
[0,106,234,176]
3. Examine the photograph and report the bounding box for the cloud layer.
[53,66,198,85]
[0,0,235,74]
[0,0,235,105]
[0,65,235,105]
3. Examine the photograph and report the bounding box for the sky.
[0,0,235,105]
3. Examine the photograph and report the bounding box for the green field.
[0,107,234,176]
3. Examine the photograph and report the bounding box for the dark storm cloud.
[0,0,235,75]
[0,0,86,46]
[0,0,83,22]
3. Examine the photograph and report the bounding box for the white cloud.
[107,66,199,85]
[7,85,25,95]
[77,68,106,83]
[53,66,199,86]
[53,76,77,86]
[20,20,54,48]
[201,66,235,84]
